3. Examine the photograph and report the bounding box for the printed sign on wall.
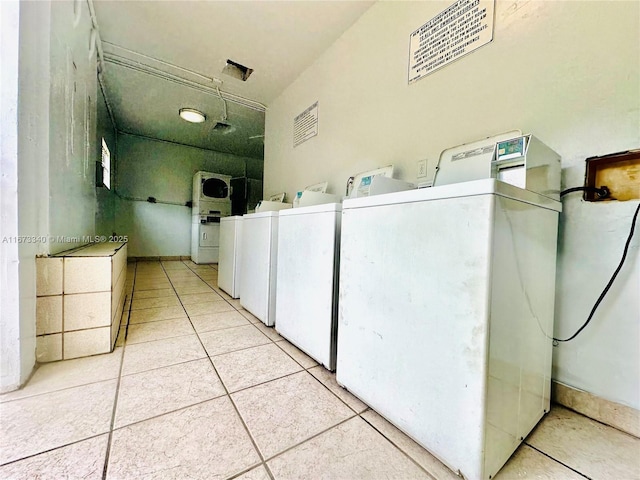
[294,101,319,147]
[409,0,495,84]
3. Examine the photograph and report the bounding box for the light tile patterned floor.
[1,260,639,480]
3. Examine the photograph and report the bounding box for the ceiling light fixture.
[179,108,206,123]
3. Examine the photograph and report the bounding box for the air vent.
[222,59,253,81]
[213,122,236,135]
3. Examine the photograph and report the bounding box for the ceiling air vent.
[222,59,253,82]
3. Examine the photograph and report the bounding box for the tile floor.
[1,260,639,480]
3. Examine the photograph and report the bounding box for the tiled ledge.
[552,380,639,438]
[36,242,128,362]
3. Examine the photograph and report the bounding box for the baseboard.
[552,380,639,438]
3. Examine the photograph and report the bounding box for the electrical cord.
[554,202,640,343]
[560,185,610,198]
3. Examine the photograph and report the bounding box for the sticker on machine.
[408,0,495,84]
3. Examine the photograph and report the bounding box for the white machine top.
[243,210,282,219]
[433,130,521,187]
[279,202,342,217]
[342,178,562,212]
[220,215,244,223]
[255,200,293,212]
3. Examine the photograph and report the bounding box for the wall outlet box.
[417,159,428,178]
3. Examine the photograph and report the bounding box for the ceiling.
[93,0,375,159]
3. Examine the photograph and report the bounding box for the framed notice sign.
[294,101,319,147]
[409,0,495,84]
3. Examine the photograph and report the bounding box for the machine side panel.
[337,194,494,479]
[484,196,559,478]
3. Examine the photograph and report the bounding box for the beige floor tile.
[170,279,209,288]
[0,348,122,402]
[495,444,584,479]
[239,309,261,324]
[162,261,190,270]
[134,273,168,281]
[361,409,457,479]
[107,397,260,480]
[115,359,225,428]
[190,311,251,334]
[210,285,233,300]
[199,325,271,357]
[121,334,207,375]
[129,306,187,324]
[233,466,271,480]
[275,340,318,369]
[126,318,194,345]
[178,292,224,305]
[308,366,368,414]
[173,285,215,295]
[131,296,181,310]
[252,322,283,341]
[116,328,126,347]
[267,416,432,479]
[0,380,116,464]
[526,406,640,480]
[133,288,175,299]
[212,343,303,393]
[227,298,242,309]
[134,282,172,291]
[184,301,236,317]
[0,434,108,480]
[233,371,355,458]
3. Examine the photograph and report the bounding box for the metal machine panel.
[239,212,279,326]
[337,181,559,480]
[276,204,341,370]
[218,216,243,298]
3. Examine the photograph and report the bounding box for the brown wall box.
[585,150,640,201]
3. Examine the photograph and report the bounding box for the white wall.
[96,86,118,237]
[115,133,263,257]
[264,1,639,408]
[0,0,52,391]
[47,0,98,254]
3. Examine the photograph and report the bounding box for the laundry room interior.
[1,1,639,479]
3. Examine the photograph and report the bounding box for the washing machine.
[218,216,243,298]
[336,133,561,480]
[275,196,342,370]
[238,210,282,326]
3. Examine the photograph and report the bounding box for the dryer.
[191,172,231,264]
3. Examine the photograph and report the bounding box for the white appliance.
[275,203,342,370]
[293,191,342,208]
[239,211,280,326]
[191,172,232,264]
[336,134,561,480]
[218,216,243,298]
[255,200,292,213]
[347,165,414,198]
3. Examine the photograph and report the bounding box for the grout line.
[101,262,137,480]
[261,414,358,464]
[0,432,110,468]
[524,443,593,479]
[160,260,278,480]
[120,356,209,379]
[358,412,438,480]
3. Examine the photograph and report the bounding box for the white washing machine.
[275,202,342,370]
[336,134,561,480]
[218,216,243,298]
[239,211,281,326]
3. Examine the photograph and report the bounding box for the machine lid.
[280,202,342,216]
[433,130,522,188]
[342,178,561,212]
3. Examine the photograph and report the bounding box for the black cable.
[554,203,640,343]
[560,185,610,198]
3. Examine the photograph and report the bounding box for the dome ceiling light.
[179,108,206,123]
